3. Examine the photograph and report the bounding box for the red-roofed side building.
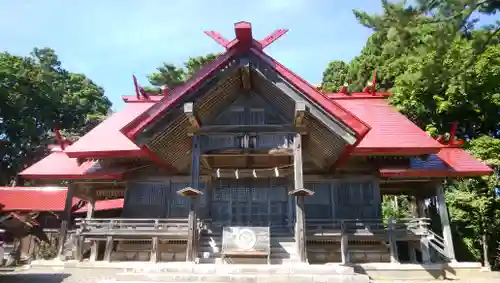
[11,22,492,266]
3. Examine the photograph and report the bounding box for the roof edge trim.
[249,48,370,140]
[121,49,238,140]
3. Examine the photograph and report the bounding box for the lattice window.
[335,180,379,219]
[249,108,265,125]
[304,182,333,219]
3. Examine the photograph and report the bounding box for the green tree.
[146,53,221,93]
[0,48,111,185]
[320,60,349,92]
[447,136,500,267]
[323,0,500,267]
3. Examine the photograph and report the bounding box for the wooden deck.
[71,217,433,264]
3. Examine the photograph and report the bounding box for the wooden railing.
[74,218,192,262]
[306,217,430,237]
[75,218,190,237]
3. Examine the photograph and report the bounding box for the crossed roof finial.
[204,21,288,51]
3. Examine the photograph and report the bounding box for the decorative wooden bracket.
[294,101,307,133]
[53,127,66,150]
[435,121,464,147]
[184,103,200,134]
[240,58,251,90]
[339,83,349,94]
[288,188,314,197]
[133,75,141,99]
[177,187,203,197]
[133,75,150,99]
[362,72,377,94]
[204,22,288,51]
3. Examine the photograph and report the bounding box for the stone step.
[113,273,370,283]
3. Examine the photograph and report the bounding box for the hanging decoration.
[214,164,293,179]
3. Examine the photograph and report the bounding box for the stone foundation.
[110,241,187,262]
[308,242,390,264]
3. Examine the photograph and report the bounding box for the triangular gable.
[120,22,370,145]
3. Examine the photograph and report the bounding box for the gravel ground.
[0,267,499,283]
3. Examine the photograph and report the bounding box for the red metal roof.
[74,198,124,213]
[64,102,155,158]
[379,148,493,177]
[120,22,370,142]
[334,98,443,155]
[19,151,128,180]
[0,187,124,213]
[437,147,493,175]
[0,187,76,212]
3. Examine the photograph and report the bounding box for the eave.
[19,151,134,180]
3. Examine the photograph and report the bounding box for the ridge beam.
[184,103,200,134]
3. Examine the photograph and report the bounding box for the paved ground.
[0,267,499,283]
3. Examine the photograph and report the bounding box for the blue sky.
[0,1,496,111]
[0,0,383,110]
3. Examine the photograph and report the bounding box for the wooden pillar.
[104,236,113,262]
[436,184,456,262]
[293,133,307,263]
[408,195,418,263]
[409,196,418,218]
[86,189,96,219]
[89,241,98,262]
[151,236,159,263]
[340,220,349,265]
[388,216,399,263]
[57,183,75,259]
[186,135,201,262]
[417,196,431,263]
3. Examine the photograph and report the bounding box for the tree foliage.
[0,48,111,185]
[321,0,500,266]
[147,53,220,92]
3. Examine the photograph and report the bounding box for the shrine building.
[2,22,493,266]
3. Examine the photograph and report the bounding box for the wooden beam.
[293,133,307,263]
[184,102,200,129]
[57,183,75,259]
[193,124,297,135]
[186,135,201,262]
[203,151,293,157]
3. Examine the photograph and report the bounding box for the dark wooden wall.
[121,177,381,221]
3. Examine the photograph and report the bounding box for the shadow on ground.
[0,272,70,283]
